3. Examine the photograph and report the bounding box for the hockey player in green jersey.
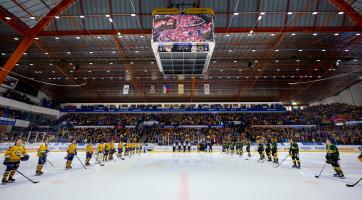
[230,142,235,154]
[236,141,244,156]
[257,140,265,161]
[246,141,251,157]
[271,138,278,163]
[265,139,272,162]
[289,139,300,168]
[326,139,345,179]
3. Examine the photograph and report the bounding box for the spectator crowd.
[0,103,361,145]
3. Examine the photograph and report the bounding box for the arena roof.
[0,0,362,103]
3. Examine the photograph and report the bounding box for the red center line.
[180,171,189,200]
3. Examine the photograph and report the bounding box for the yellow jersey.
[5,145,27,162]
[105,143,111,151]
[109,143,115,150]
[67,144,77,154]
[86,144,93,154]
[118,143,122,149]
[97,143,105,152]
[37,144,48,157]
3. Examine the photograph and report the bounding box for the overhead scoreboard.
[151,8,215,75]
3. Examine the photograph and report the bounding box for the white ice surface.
[0,152,361,200]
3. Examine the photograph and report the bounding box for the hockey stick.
[46,159,55,167]
[16,170,39,184]
[315,162,327,178]
[346,178,362,187]
[257,158,267,163]
[245,154,255,160]
[93,157,104,166]
[273,154,289,168]
[75,155,87,169]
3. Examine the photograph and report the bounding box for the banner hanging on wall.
[204,84,210,95]
[1,76,18,89]
[123,84,129,95]
[178,84,184,94]
[150,85,155,94]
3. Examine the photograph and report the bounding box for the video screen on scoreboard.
[152,14,214,42]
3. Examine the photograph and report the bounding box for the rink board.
[0,143,360,153]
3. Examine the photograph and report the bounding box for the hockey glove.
[21,154,29,161]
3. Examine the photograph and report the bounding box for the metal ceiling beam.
[329,0,362,27]
[37,26,362,36]
[0,5,31,36]
[0,0,77,84]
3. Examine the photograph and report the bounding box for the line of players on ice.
[172,141,214,152]
[222,137,362,179]
[1,138,143,184]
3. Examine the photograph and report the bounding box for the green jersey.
[271,142,278,151]
[258,143,264,153]
[326,144,339,160]
[289,142,299,154]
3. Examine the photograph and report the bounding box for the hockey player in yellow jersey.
[108,140,115,160]
[85,140,93,166]
[117,141,123,158]
[65,140,77,169]
[35,139,49,175]
[97,142,105,161]
[104,142,111,161]
[2,139,29,184]
[125,142,130,157]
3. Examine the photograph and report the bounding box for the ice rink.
[0,151,361,200]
